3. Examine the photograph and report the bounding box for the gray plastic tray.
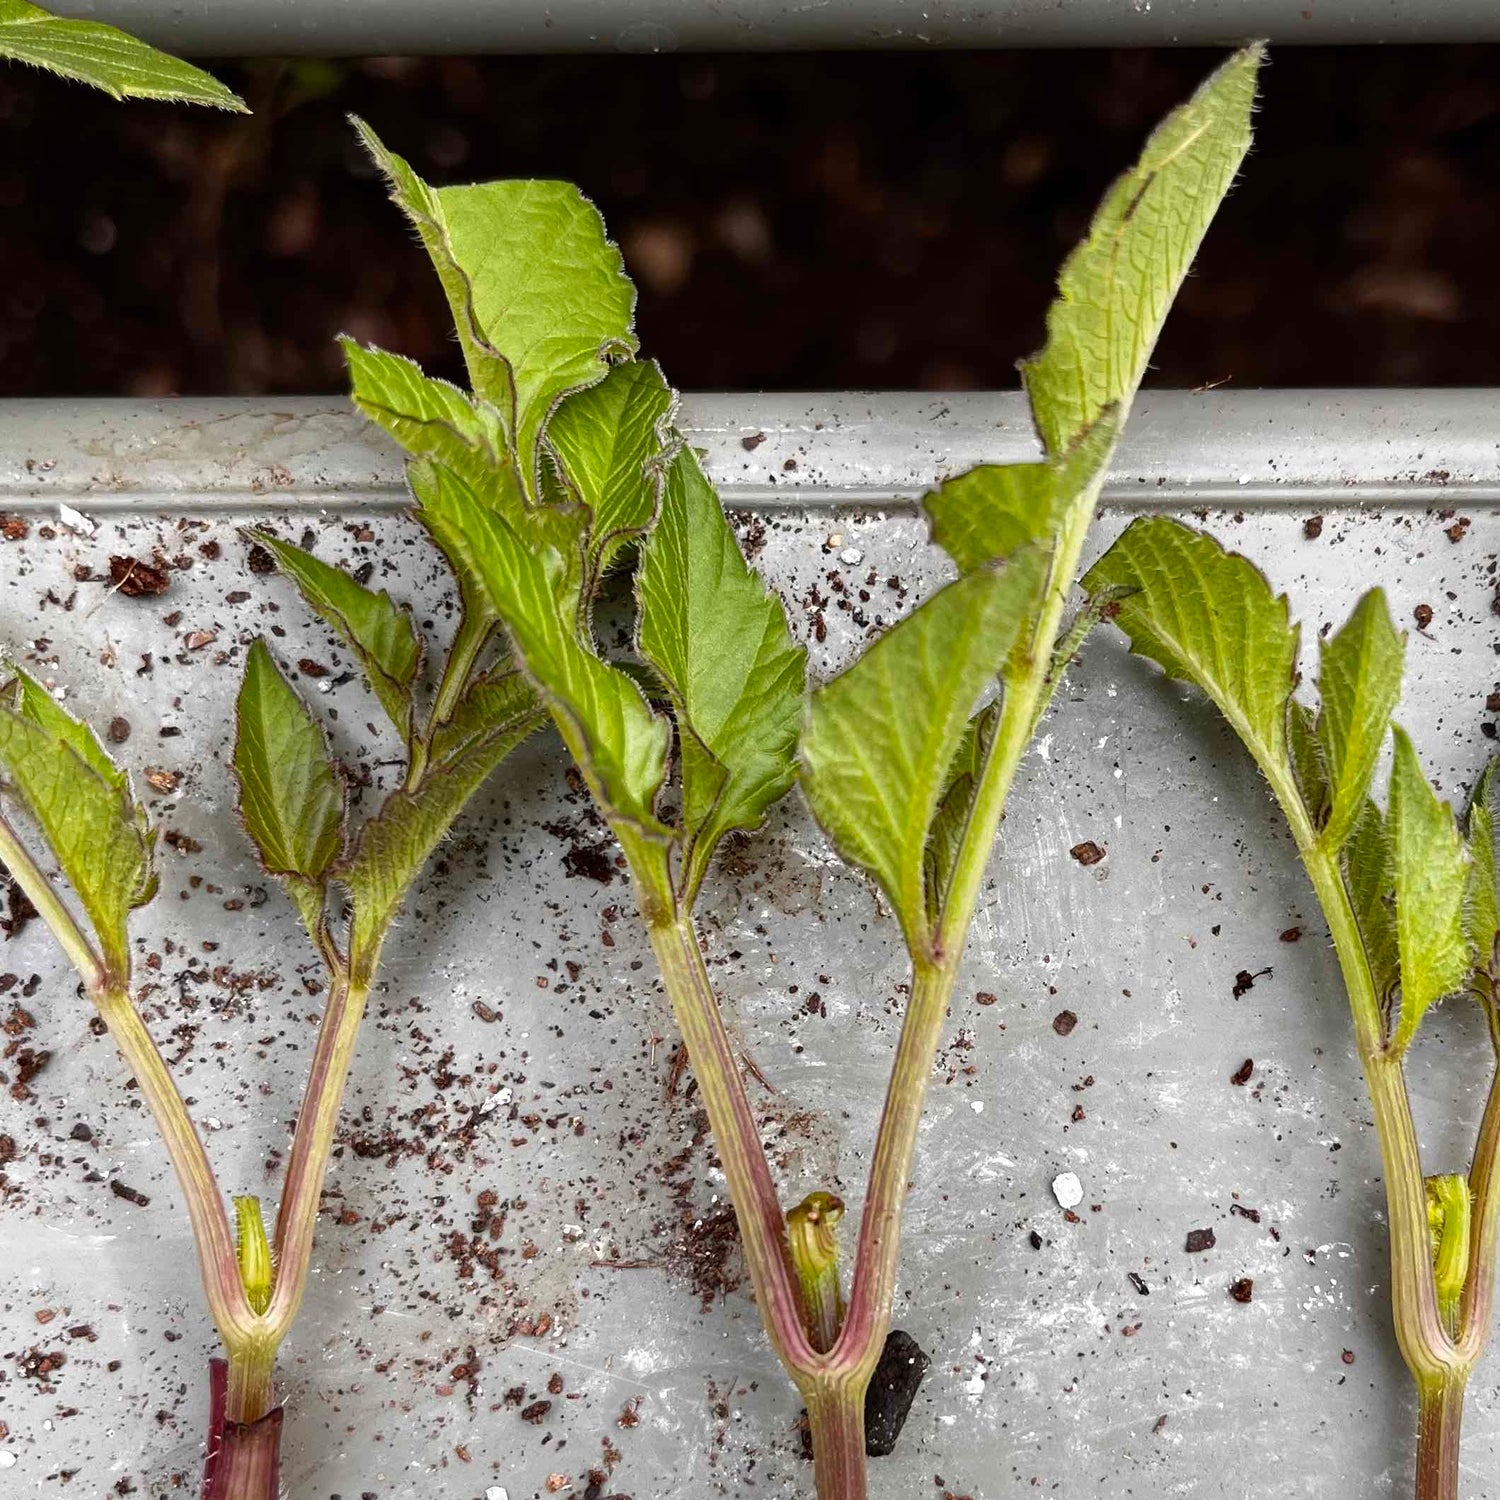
[0,392,1496,1498]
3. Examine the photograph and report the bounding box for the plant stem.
[805,1382,869,1500]
[1458,1041,1500,1362]
[0,813,104,989]
[1415,1375,1466,1500]
[224,1336,278,1424]
[646,907,815,1371]
[93,984,253,1340]
[408,605,491,788]
[837,959,952,1375]
[266,964,371,1332]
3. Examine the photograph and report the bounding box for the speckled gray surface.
[0,396,1497,1498]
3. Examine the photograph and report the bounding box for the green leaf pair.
[801,46,1261,961]
[340,124,808,919]
[1086,516,1496,1053]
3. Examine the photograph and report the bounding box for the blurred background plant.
[0,45,1495,397]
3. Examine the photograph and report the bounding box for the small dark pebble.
[519,1399,552,1424]
[1279,926,1301,943]
[246,543,276,575]
[741,432,766,451]
[1342,1349,1356,1365]
[1185,1228,1216,1253]
[1128,1271,1150,1296]
[110,1180,150,1207]
[1414,603,1434,630]
[1303,515,1324,540]
[1487,691,1500,713]
[863,1329,930,1458]
[1230,1202,1262,1224]
[1229,1277,1254,1303]
[1052,1009,1078,1037]
[107,717,131,744]
[1069,840,1105,867]
[1230,1058,1254,1086]
[69,1122,92,1142]
[1028,1230,1043,1250]
[974,991,997,1007]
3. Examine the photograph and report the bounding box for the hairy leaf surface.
[354,121,636,489]
[1021,44,1260,456]
[800,549,1045,954]
[1344,798,1399,1012]
[925,410,1119,575]
[343,672,542,954]
[233,640,345,923]
[1315,589,1404,852]
[1467,757,1500,976]
[0,704,151,975]
[415,463,670,851]
[249,530,421,742]
[1388,726,1472,1052]
[549,360,676,590]
[0,1,245,108]
[1083,517,1299,787]
[637,448,806,901]
[7,662,125,790]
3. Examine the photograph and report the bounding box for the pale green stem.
[1458,1052,1500,1364]
[645,905,815,1373]
[1288,810,1460,1384]
[265,962,372,1334]
[92,985,256,1347]
[0,812,252,1342]
[0,812,104,991]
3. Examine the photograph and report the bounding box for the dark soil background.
[0,45,1495,397]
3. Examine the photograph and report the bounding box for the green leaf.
[1021,44,1260,456]
[353,120,638,491]
[637,448,807,902]
[233,640,346,928]
[247,530,421,743]
[800,548,1046,956]
[413,462,671,860]
[0,704,152,977]
[549,360,677,591]
[1287,699,1329,828]
[1315,590,1404,853]
[925,410,1119,575]
[342,337,512,495]
[1387,726,1472,1053]
[6,662,124,790]
[1466,757,1499,977]
[1344,798,1399,1013]
[343,671,542,956]
[1082,517,1300,788]
[923,700,1001,922]
[0,1,246,109]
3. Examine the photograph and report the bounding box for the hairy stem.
[1295,833,1459,1383]
[805,1382,869,1500]
[0,813,104,989]
[1458,1018,1500,1362]
[93,985,252,1341]
[646,906,815,1372]
[408,606,492,788]
[266,965,372,1332]
[1415,1375,1466,1500]
[837,960,952,1377]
